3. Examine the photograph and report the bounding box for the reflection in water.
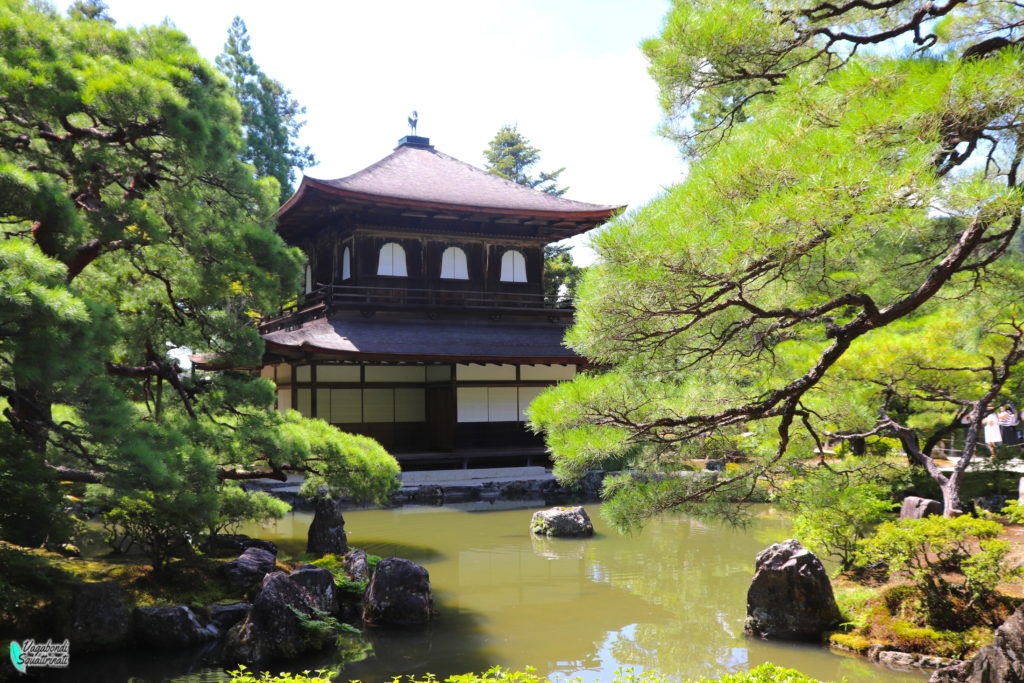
[49,504,927,682]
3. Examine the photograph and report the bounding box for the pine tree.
[216,17,316,205]
[483,124,567,197]
[0,2,397,550]
[529,0,1024,521]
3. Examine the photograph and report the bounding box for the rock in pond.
[289,565,339,616]
[209,602,251,630]
[68,581,132,652]
[344,548,371,584]
[306,496,348,557]
[362,557,434,627]
[530,506,595,537]
[930,605,1024,682]
[744,539,841,641]
[900,496,943,519]
[203,533,278,557]
[222,546,277,591]
[223,571,336,665]
[134,605,219,648]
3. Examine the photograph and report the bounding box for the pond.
[54,501,928,682]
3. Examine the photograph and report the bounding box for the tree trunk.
[941,470,963,517]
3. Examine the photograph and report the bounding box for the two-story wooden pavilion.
[258,135,622,469]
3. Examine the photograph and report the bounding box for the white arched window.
[440,247,469,280]
[377,242,407,277]
[304,263,313,294]
[499,250,527,283]
[341,246,352,280]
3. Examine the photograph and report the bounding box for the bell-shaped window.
[377,242,407,277]
[440,247,469,280]
[499,249,527,283]
[341,246,352,280]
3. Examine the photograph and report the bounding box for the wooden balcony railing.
[260,284,574,332]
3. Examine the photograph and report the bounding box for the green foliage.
[210,484,290,536]
[832,584,879,630]
[543,243,585,304]
[228,666,333,683]
[780,459,897,572]
[1001,500,1024,524]
[858,516,1021,627]
[831,583,998,658]
[90,487,211,573]
[833,437,902,459]
[0,427,75,546]
[482,125,566,196]
[226,665,824,683]
[308,553,368,594]
[216,17,315,203]
[530,0,1024,522]
[288,604,344,634]
[482,125,578,301]
[0,1,398,557]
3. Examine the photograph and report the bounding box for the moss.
[832,583,879,630]
[0,540,247,639]
[826,579,1016,660]
[828,632,873,652]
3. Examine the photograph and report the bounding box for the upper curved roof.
[276,138,623,221]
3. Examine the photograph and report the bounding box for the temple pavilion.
[258,135,622,469]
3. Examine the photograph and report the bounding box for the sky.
[58,0,685,264]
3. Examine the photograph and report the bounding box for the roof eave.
[281,177,623,223]
[263,339,582,365]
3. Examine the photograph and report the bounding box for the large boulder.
[530,506,594,538]
[306,497,348,556]
[744,539,842,641]
[362,557,433,627]
[67,581,132,651]
[901,496,943,519]
[222,571,336,665]
[133,605,219,648]
[222,547,277,590]
[930,606,1024,682]
[289,565,339,617]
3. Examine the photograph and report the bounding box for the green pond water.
[54,501,928,682]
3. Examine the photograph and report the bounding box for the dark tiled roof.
[263,317,579,362]
[288,142,621,216]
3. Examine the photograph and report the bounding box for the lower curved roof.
[263,316,582,364]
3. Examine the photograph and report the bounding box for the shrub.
[858,515,1021,628]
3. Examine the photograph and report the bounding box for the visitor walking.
[984,411,1003,457]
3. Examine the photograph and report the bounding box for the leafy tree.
[528,0,1024,522]
[483,125,580,299]
[0,2,398,552]
[483,124,567,197]
[543,243,584,304]
[216,17,315,205]
[781,459,897,573]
